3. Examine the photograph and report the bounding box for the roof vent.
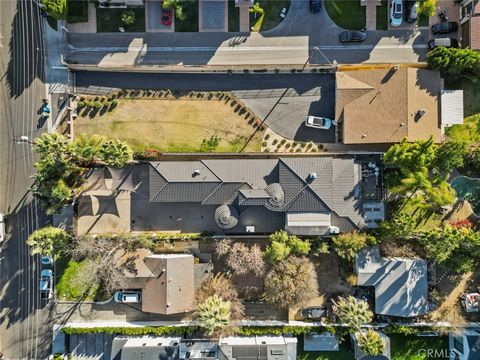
[193,169,201,177]
[417,109,426,117]
[309,172,317,179]
[400,122,405,127]
[167,303,171,307]
[393,64,400,70]
[362,133,367,139]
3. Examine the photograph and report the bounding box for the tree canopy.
[226,242,265,276]
[42,0,67,20]
[331,232,369,261]
[358,330,385,356]
[197,295,231,336]
[26,226,70,259]
[265,230,310,263]
[263,256,318,307]
[427,46,480,77]
[334,296,373,329]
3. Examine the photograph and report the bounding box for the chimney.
[193,169,201,177]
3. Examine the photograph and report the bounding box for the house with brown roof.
[335,68,463,145]
[116,249,195,315]
[459,0,480,51]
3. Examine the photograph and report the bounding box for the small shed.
[303,333,339,352]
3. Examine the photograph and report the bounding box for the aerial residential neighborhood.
[2,0,480,359]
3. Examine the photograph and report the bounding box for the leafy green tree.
[427,46,480,76]
[162,0,193,20]
[331,232,368,262]
[263,257,318,307]
[98,139,133,167]
[384,137,436,177]
[34,132,70,155]
[265,230,310,263]
[121,10,136,26]
[418,0,436,17]
[377,213,416,239]
[249,2,264,16]
[71,134,105,166]
[42,0,67,20]
[432,141,466,179]
[197,295,231,336]
[26,226,70,258]
[333,296,373,329]
[357,330,385,356]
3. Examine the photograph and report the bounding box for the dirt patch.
[73,95,264,153]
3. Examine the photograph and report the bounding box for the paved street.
[75,71,336,142]
[65,0,428,67]
[0,0,52,359]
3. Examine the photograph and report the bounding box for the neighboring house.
[218,336,297,360]
[145,156,384,235]
[335,68,464,144]
[459,0,480,51]
[351,331,391,360]
[110,337,218,360]
[355,247,429,318]
[115,250,195,315]
[450,330,480,360]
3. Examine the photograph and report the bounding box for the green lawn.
[250,0,290,32]
[390,335,448,360]
[389,197,443,231]
[446,114,480,145]
[67,0,88,23]
[228,0,240,32]
[325,0,365,30]
[445,76,480,117]
[376,0,388,30]
[56,258,99,301]
[175,1,199,32]
[96,7,145,32]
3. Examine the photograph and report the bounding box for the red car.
[160,1,173,26]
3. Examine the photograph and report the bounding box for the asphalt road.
[0,0,52,359]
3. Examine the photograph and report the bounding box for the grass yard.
[325,0,366,30]
[250,0,290,32]
[390,335,448,360]
[446,114,480,145]
[390,198,443,231]
[74,97,263,153]
[376,0,388,30]
[56,258,99,302]
[96,7,145,32]
[67,0,88,23]
[175,0,199,32]
[228,0,240,32]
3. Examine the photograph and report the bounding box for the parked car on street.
[310,0,321,13]
[0,213,5,244]
[428,37,459,49]
[39,269,53,300]
[301,306,326,320]
[160,1,173,26]
[406,1,418,23]
[41,255,53,266]
[114,291,142,303]
[390,0,403,27]
[339,30,367,43]
[431,21,459,34]
[305,116,335,130]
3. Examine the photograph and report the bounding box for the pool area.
[451,176,480,214]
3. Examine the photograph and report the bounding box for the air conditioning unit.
[328,226,340,235]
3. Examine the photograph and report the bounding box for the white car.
[41,255,53,266]
[390,0,403,27]
[114,291,142,303]
[0,213,5,244]
[39,269,53,300]
[305,116,335,130]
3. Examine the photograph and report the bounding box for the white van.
[114,291,142,303]
[0,213,5,244]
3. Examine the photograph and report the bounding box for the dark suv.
[310,0,321,13]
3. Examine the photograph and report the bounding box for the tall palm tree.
[333,296,373,329]
[197,295,231,336]
[99,139,133,168]
[26,226,70,258]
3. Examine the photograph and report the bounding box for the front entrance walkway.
[239,6,250,32]
[362,0,381,30]
[66,2,97,33]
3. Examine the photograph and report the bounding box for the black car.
[310,0,321,13]
[432,21,459,34]
[339,30,367,43]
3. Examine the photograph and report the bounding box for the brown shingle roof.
[335,68,442,144]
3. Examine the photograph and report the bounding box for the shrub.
[262,141,268,147]
[331,232,369,262]
[93,101,103,110]
[77,101,86,108]
[265,230,310,263]
[121,9,136,26]
[264,134,270,140]
[272,139,278,145]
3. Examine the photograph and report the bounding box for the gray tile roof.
[148,157,369,233]
[356,247,429,318]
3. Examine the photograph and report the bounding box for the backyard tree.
[265,230,310,263]
[42,0,67,20]
[226,242,265,276]
[357,330,385,356]
[98,139,133,168]
[427,46,480,77]
[263,257,318,307]
[197,273,244,320]
[418,0,436,17]
[162,0,193,20]
[26,226,70,259]
[71,134,105,166]
[197,295,231,336]
[333,295,373,329]
[331,232,369,262]
[214,238,232,257]
[432,141,466,178]
[377,213,416,240]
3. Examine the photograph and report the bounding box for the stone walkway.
[362,0,382,30]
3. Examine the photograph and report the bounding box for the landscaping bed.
[228,0,240,32]
[96,7,145,32]
[175,1,199,32]
[67,0,88,23]
[250,0,290,32]
[72,91,264,153]
[376,0,388,30]
[56,256,102,302]
[325,0,366,30]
